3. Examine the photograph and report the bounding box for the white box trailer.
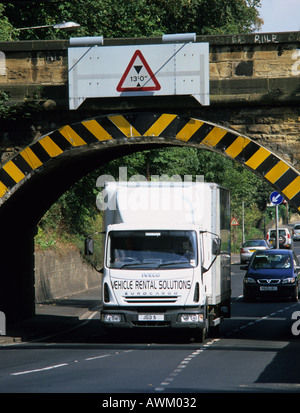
[86,181,231,342]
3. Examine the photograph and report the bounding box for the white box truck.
[86,181,231,342]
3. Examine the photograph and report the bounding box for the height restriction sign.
[116,50,161,92]
[68,42,209,110]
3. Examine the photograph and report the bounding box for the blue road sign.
[270,191,283,205]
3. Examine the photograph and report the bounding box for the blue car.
[241,249,300,302]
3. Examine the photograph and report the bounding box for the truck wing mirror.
[201,237,221,274]
[84,231,105,273]
[200,230,221,256]
[85,237,94,255]
[212,237,221,256]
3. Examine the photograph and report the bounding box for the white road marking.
[11,363,68,376]
[154,339,219,392]
[85,354,111,361]
[225,302,299,337]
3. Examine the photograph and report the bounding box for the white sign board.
[68,43,209,110]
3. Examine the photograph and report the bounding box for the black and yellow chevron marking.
[1,113,300,211]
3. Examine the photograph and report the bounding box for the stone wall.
[35,249,101,303]
[200,105,300,168]
[210,43,298,81]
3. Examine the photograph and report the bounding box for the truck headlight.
[180,314,203,323]
[102,314,122,322]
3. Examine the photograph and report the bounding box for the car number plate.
[260,286,278,291]
[138,314,164,321]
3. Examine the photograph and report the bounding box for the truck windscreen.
[107,230,198,269]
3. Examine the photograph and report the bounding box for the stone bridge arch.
[1,112,300,324]
[1,112,300,212]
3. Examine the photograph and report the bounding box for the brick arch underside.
[1,112,300,213]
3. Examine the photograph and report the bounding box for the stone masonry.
[0,31,299,168]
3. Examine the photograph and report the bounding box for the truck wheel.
[208,324,220,338]
[193,315,208,343]
[193,327,207,343]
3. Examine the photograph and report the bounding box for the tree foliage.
[0,4,13,40]
[1,0,262,40]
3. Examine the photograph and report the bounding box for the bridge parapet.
[0,31,299,108]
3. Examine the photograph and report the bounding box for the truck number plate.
[138,314,164,321]
[260,286,278,291]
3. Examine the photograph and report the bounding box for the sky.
[259,0,300,32]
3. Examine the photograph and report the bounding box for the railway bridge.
[1,31,300,323]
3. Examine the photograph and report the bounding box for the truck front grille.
[124,295,178,304]
[132,320,171,327]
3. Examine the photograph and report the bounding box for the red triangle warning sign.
[116,50,161,92]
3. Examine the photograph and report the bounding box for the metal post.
[275,204,279,249]
[242,201,245,244]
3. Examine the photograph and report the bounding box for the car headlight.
[282,277,296,284]
[244,277,256,284]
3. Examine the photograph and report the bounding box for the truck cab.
[102,224,205,326]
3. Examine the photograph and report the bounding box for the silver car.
[240,239,269,264]
[293,224,300,241]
